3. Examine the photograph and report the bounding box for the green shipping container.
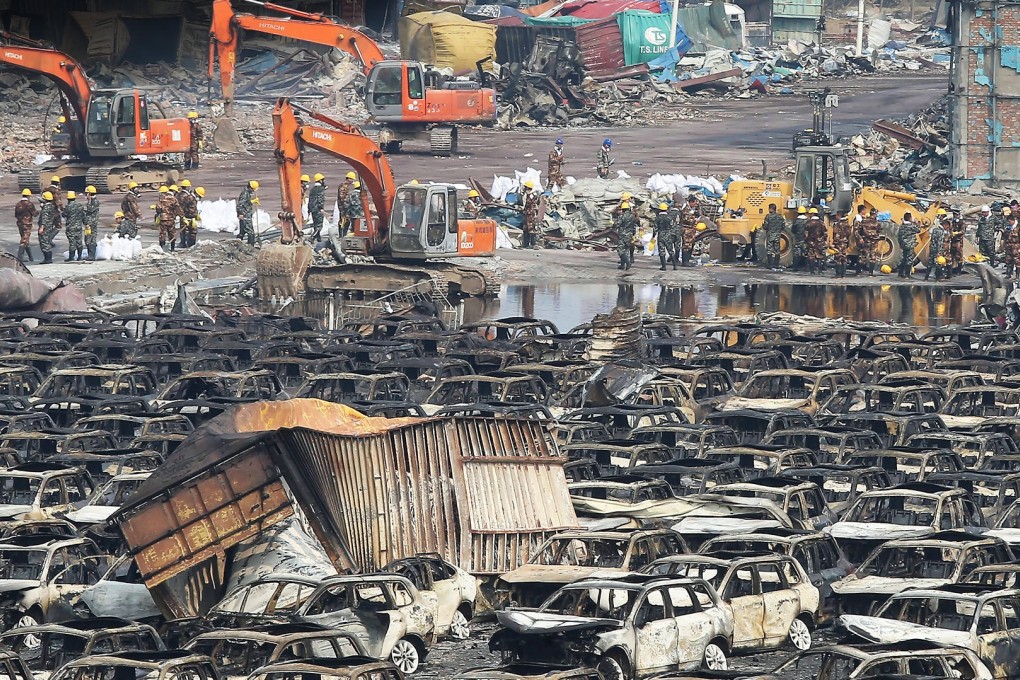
[616,10,675,66]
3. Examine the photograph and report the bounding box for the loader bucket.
[256,243,315,299]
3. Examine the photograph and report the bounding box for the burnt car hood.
[826,522,934,541]
[0,579,40,595]
[496,610,624,634]
[840,614,971,647]
[499,564,615,586]
[831,574,949,596]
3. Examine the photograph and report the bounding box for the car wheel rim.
[599,658,624,680]
[450,611,471,640]
[704,644,727,670]
[15,616,39,649]
[790,619,812,650]
[391,640,419,674]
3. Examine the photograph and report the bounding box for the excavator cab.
[792,145,854,214]
[388,183,496,259]
[83,89,189,159]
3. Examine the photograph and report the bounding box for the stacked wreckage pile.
[848,96,952,193]
[0,301,1019,678]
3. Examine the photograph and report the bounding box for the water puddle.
[462,283,982,330]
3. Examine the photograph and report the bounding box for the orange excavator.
[257,97,497,300]
[0,31,191,193]
[209,0,496,156]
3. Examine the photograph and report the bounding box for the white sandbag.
[95,236,114,261]
[131,237,143,258]
[496,226,514,249]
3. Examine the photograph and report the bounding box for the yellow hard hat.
[658,202,668,210]
[409,179,419,185]
[66,191,76,200]
[20,189,31,197]
[797,206,807,214]
[809,207,819,214]
[353,181,361,189]
[57,116,66,124]
[85,185,97,194]
[880,264,892,274]
[50,176,60,184]
[346,172,356,180]
[195,187,206,197]
[620,202,631,209]
[936,255,947,265]
[180,179,192,188]
[187,111,199,119]
[313,173,325,182]
[696,222,707,231]
[114,211,124,218]
[169,184,179,192]
[159,186,169,193]
[622,192,632,200]
[300,174,310,183]
[827,247,836,255]
[936,208,947,216]
[42,191,53,201]
[524,180,535,189]
[1005,208,1013,216]
[128,181,139,190]
[249,180,259,190]
[468,189,480,198]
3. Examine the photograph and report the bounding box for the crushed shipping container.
[399,11,498,74]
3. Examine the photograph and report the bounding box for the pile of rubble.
[0,73,63,173]
[848,96,951,192]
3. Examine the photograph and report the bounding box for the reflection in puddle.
[463,283,981,330]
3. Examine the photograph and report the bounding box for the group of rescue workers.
[612,194,708,271]
[15,176,208,264]
[299,171,367,244]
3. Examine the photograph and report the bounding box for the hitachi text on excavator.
[256,98,498,301]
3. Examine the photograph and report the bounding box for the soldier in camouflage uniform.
[926,218,948,281]
[184,112,203,170]
[237,180,259,246]
[804,208,828,274]
[614,201,638,270]
[156,186,183,251]
[307,174,326,242]
[1004,213,1020,280]
[177,182,199,249]
[346,181,364,227]
[37,192,59,264]
[547,139,565,191]
[14,189,37,262]
[859,208,882,276]
[897,212,920,279]
[62,191,85,262]
[597,139,612,179]
[653,202,680,270]
[679,195,700,266]
[949,215,965,277]
[83,186,100,260]
[791,206,808,270]
[761,203,786,270]
[46,176,64,228]
[977,206,996,267]
[831,211,852,278]
[521,181,540,249]
[337,172,355,237]
[120,182,142,239]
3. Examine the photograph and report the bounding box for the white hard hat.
[982,205,991,212]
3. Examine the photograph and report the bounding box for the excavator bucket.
[212,116,243,154]
[256,243,315,299]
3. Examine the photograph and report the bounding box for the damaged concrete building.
[949,0,1020,189]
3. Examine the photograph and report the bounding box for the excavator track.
[85,167,112,194]
[429,126,458,157]
[17,170,42,194]
[87,161,181,194]
[301,260,497,299]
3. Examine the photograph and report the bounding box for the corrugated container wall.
[575,16,627,76]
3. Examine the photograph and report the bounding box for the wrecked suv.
[491,574,734,679]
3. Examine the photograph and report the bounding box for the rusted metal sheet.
[872,118,928,150]
[673,68,744,91]
[574,17,625,77]
[118,436,293,590]
[275,415,578,575]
